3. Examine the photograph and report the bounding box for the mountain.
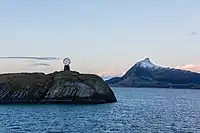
[106,58,200,89]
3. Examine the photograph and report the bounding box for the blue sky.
[0,0,199,77]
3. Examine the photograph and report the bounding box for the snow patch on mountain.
[136,58,191,73]
[136,58,160,69]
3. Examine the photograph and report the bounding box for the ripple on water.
[0,87,200,133]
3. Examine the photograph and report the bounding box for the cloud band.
[0,56,60,60]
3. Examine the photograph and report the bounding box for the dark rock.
[0,71,117,104]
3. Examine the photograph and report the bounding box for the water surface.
[1,87,200,133]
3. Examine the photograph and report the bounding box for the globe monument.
[63,58,71,71]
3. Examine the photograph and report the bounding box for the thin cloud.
[30,63,51,67]
[188,32,197,35]
[0,56,60,60]
[175,64,200,72]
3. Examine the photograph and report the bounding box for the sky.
[0,0,200,78]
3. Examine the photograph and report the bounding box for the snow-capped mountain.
[135,58,160,69]
[106,58,200,89]
[134,58,173,70]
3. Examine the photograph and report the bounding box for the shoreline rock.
[0,71,117,104]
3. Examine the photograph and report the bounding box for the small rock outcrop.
[0,71,117,104]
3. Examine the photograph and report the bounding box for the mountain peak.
[143,57,151,62]
[136,58,158,68]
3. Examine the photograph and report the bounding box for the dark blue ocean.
[1,87,200,133]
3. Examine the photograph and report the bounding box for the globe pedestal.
[63,58,71,71]
[64,65,70,71]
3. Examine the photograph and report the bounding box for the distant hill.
[106,58,200,89]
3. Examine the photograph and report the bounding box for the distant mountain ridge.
[106,58,200,89]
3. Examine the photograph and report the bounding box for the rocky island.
[106,58,200,89]
[0,71,117,104]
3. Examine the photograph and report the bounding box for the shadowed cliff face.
[0,71,117,104]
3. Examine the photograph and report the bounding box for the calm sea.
[1,87,200,133]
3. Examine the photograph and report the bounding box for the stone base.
[64,65,70,71]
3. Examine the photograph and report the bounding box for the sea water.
[1,87,200,133]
